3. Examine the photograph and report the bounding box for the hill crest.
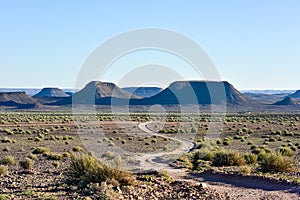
[0,92,39,108]
[34,88,69,98]
[289,90,300,98]
[273,97,298,106]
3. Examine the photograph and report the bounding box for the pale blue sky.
[0,1,299,90]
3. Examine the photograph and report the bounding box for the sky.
[0,1,299,90]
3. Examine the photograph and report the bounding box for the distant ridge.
[53,80,254,106]
[289,90,300,99]
[273,97,299,106]
[2,81,257,107]
[0,89,40,96]
[0,92,39,108]
[34,88,69,98]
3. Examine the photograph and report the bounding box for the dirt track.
[137,121,300,200]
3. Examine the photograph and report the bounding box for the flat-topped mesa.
[52,80,255,106]
[139,81,253,105]
[34,88,69,98]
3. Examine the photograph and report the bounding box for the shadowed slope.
[122,87,163,98]
[289,90,300,99]
[0,92,39,108]
[273,97,299,106]
[34,88,69,98]
[136,81,253,105]
[52,81,254,106]
[55,81,141,105]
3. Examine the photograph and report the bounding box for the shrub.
[63,152,71,158]
[47,153,63,160]
[268,137,277,142]
[32,147,50,154]
[243,153,258,164]
[1,137,13,143]
[290,146,297,151]
[239,166,252,175]
[0,156,16,165]
[0,194,9,200]
[276,147,295,157]
[212,150,246,166]
[158,170,173,183]
[151,139,157,143]
[19,158,34,170]
[3,147,11,152]
[216,139,222,144]
[27,153,37,160]
[67,153,136,187]
[259,152,297,172]
[72,146,83,152]
[177,155,194,169]
[195,148,215,161]
[0,165,8,176]
[252,148,265,155]
[158,129,167,133]
[34,137,43,142]
[53,161,60,168]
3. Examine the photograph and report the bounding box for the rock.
[199,183,208,189]
[113,186,122,193]
[141,184,147,189]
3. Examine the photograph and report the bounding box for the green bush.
[158,129,167,133]
[0,165,8,176]
[276,147,295,157]
[47,153,63,160]
[223,140,231,146]
[212,150,246,166]
[53,161,60,168]
[72,146,83,152]
[20,158,34,170]
[32,147,50,154]
[0,194,9,200]
[252,147,265,155]
[259,152,297,172]
[27,153,37,160]
[243,153,258,164]
[67,153,136,187]
[0,156,16,165]
[3,147,10,152]
[1,137,13,143]
[195,148,214,161]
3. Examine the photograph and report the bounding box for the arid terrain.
[0,112,299,199]
[0,81,300,199]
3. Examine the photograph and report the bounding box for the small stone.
[141,184,147,189]
[199,183,208,189]
[114,186,122,193]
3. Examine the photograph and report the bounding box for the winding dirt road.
[136,121,300,200]
[133,121,195,172]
